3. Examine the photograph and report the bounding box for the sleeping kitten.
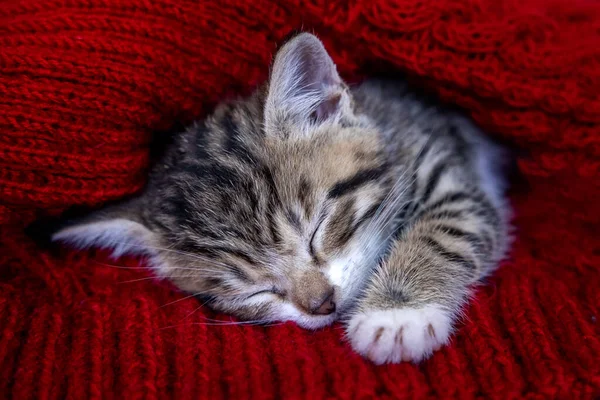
[52,33,510,364]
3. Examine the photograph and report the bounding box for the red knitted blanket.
[1,0,599,398]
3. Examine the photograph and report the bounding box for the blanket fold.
[0,0,598,398]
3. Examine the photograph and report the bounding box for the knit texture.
[1,0,599,398]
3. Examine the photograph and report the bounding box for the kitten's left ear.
[50,198,158,259]
[265,33,350,135]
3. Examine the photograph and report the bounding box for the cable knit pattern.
[1,0,599,398]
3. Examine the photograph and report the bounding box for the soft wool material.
[1,0,599,398]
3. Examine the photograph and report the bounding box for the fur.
[52,33,511,364]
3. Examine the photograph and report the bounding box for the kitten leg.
[347,188,507,364]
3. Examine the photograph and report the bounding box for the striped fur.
[53,33,511,362]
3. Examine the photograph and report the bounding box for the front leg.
[347,188,507,364]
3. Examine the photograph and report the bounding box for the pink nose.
[292,270,336,315]
[311,291,336,315]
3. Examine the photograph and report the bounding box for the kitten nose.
[292,270,336,315]
[311,290,336,315]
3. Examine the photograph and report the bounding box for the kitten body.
[53,33,510,364]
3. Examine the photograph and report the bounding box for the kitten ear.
[51,199,156,258]
[265,33,349,135]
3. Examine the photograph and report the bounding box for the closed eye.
[245,287,286,300]
[309,217,326,260]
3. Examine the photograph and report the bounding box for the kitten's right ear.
[265,33,350,136]
[51,198,157,259]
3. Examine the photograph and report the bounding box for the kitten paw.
[346,305,452,364]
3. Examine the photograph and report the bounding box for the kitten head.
[53,33,395,328]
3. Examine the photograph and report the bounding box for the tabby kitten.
[53,33,510,364]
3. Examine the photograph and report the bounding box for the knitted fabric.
[1,0,599,398]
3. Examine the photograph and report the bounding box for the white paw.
[346,305,452,364]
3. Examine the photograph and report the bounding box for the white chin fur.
[276,303,337,330]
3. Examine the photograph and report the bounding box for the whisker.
[357,188,414,256]
[362,151,439,260]
[263,321,287,327]
[342,152,433,286]
[358,145,433,256]
[357,175,412,250]
[182,303,206,321]
[156,319,275,331]
[117,272,215,284]
[159,292,202,308]
[93,261,147,270]
[117,276,163,284]
[360,195,413,242]
[360,166,411,237]
[360,135,433,237]
[180,295,217,321]
[106,241,237,270]
[93,260,201,272]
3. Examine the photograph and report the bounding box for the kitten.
[52,33,510,364]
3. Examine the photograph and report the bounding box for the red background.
[1,0,599,398]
